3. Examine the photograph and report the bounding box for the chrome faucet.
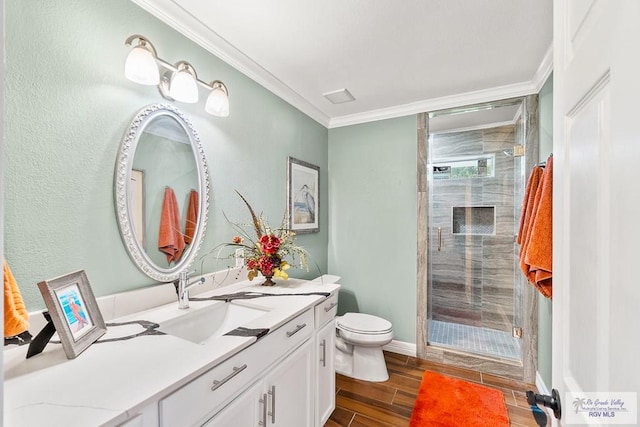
[174,270,205,309]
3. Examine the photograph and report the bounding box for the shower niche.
[452,206,495,235]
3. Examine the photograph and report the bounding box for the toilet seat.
[337,313,392,335]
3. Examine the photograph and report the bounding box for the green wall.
[4,0,328,310]
[537,75,553,389]
[328,117,417,343]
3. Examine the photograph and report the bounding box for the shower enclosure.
[417,97,539,382]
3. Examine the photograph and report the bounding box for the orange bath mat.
[409,371,510,427]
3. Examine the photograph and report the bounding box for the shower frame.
[416,95,539,383]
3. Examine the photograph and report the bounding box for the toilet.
[335,312,393,382]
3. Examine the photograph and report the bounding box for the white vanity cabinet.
[205,339,313,427]
[314,292,338,426]
[3,280,343,427]
[202,380,262,426]
[162,308,314,426]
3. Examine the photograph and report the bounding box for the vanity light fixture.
[205,80,230,117]
[168,61,199,103]
[124,35,160,85]
[124,34,230,117]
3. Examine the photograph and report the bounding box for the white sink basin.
[158,302,270,345]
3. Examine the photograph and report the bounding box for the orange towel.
[4,259,29,337]
[184,190,199,245]
[525,156,553,298]
[519,167,543,280]
[158,187,185,264]
[516,166,543,245]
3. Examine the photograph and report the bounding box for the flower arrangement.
[226,191,309,286]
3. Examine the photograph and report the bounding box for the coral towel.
[4,259,30,337]
[519,157,553,298]
[158,187,185,264]
[517,166,543,246]
[184,190,199,245]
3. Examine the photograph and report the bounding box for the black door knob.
[527,388,562,420]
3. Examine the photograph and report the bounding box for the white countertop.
[3,277,340,427]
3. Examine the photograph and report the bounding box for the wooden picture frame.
[37,270,107,359]
[287,156,320,233]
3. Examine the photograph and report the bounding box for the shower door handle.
[437,227,442,251]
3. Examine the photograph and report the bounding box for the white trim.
[1,0,6,414]
[536,371,557,420]
[531,44,554,93]
[131,0,331,127]
[132,1,554,130]
[328,80,540,129]
[383,339,417,357]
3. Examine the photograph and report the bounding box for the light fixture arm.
[208,80,229,96]
[155,59,225,93]
[125,34,158,58]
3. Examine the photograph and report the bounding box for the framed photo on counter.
[37,270,107,359]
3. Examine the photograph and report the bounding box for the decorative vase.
[261,274,276,286]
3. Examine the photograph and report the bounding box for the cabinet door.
[203,380,262,427]
[264,339,314,427]
[316,319,336,426]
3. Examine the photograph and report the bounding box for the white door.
[553,1,640,425]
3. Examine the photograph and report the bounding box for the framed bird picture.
[37,270,106,359]
[287,156,320,233]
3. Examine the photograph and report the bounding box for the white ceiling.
[132,0,553,128]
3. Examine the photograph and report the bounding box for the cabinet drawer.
[159,309,314,427]
[268,308,315,354]
[315,293,338,328]
[160,343,263,427]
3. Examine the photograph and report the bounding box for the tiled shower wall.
[430,125,519,333]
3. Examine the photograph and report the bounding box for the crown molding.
[532,43,554,93]
[133,1,553,130]
[329,46,553,129]
[328,80,539,128]
[131,0,331,127]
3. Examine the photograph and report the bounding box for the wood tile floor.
[325,352,551,427]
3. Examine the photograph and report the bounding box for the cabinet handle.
[324,301,338,312]
[259,393,267,426]
[286,323,306,337]
[437,227,442,251]
[210,364,247,391]
[268,385,276,424]
[320,339,326,367]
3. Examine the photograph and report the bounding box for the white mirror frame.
[114,103,209,282]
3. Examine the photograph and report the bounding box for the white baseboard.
[383,339,417,357]
[536,371,557,421]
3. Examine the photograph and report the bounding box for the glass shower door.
[427,102,525,361]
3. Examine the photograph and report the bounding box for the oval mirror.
[115,104,209,282]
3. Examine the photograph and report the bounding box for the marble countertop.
[3,277,340,427]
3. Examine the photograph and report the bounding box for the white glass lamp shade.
[169,64,199,103]
[124,45,159,85]
[205,82,230,117]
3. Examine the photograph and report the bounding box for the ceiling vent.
[323,88,355,104]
